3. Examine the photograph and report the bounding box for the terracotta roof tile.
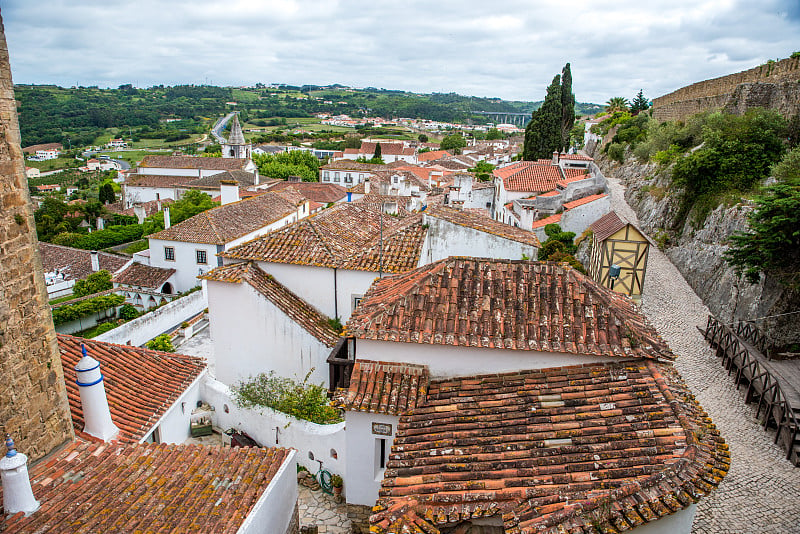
[268,181,347,203]
[39,243,128,281]
[58,334,206,443]
[322,160,388,172]
[222,202,426,273]
[112,262,175,289]
[104,198,174,218]
[139,155,252,171]
[560,152,594,161]
[495,161,564,193]
[531,213,562,229]
[201,262,340,347]
[0,440,291,533]
[370,360,729,533]
[426,206,540,247]
[334,360,429,415]
[590,211,629,242]
[183,169,259,189]
[416,150,452,162]
[124,173,195,188]
[563,193,608,210]
[347,258,673,360]
[148,191,298,245]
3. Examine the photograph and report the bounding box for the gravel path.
[605,172,800,533]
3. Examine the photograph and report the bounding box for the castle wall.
[0,15,74,460]
[652,56,800,122]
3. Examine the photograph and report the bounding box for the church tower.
[0,14,74,461]
[222,113,251,159]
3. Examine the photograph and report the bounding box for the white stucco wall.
[560,196,610,236]
[420,216,538,265]
[150,238,222,293]
[254,261,378,322]
[94,290,208,346]
[629,505,696,534]
[237,449,298,534]
[124,185,178,207]
[142,369,207,444]
[206,280,333,388]
[137,167,227,177]
[345,411,400,506]
[355,339,621,378]
[202,378,346,476]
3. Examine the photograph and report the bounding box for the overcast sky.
[3,0,798,104]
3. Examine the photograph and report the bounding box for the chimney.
[164,207,171,229]
[75,344,119,442]
[364,178,371,195]
[90,250,100,272]
[96,216,104,231]
[382,200,398,215]
[287,175,302,183]
[0,435,40,517]
[219,180,240,205]
[520,204,536,230]
[156,200,162,212]
[133,204,146,224]
[552,151,559,165]
[253,170,260,186]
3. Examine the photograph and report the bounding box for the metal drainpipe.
[333,267,338,320]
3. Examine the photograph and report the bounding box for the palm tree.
[605,97,630,113]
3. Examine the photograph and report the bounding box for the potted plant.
[330,474,343,496]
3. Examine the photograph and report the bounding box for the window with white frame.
[164,246,175,261]
[323,171,330,181]
[352,294,364,311]
[196,249,207,264]
[334,172,340,182]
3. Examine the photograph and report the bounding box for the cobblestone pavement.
[605,173,800,533]
[298,484,351,533]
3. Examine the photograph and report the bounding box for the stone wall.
[346,504,372,534]
[652,56,800,122]
[0,15,74,460]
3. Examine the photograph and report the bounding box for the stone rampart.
[0,14,74,460]
[653,56,800,122]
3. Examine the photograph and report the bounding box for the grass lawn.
[95,149,170,166]
[26,156,81,172]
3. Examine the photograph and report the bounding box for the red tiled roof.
[359,142,410,156]
[112,262,175,290]
[322,160,387,172]
[222,202,426,274]
[590,211,629,242]
[416,150,451,162]
[200,262,340,347]
[370,360,729,534]
[333,360,429,415]
[1,440,291,533]
[104,198,174,218]
[556,169,591,188]
[58,334,206,443]
[563,193,608,210]
[139,155,251,171]
[531,213,562,228]
[539,190,560,197]
[426,206,540,247]
[148,191,298,245]
[495,161,564,193]
[124,173,193,188]
[347,258,673,360]
[22,142,62,154]
[268,181,347,203]
[560,152,594,161]
[38,243,129,281]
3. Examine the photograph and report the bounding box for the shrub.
[92,322,118,336]
[51,294,125,326]
[73,270,113,297]
[146,334,175,352]
[119,304,140,321]
[232,371,342,425]
[606,143,625,163]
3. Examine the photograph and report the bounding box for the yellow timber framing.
[589,224,650,298]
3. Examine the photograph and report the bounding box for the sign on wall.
[372,422,392,436]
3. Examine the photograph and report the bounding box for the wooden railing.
[703,315,798,464]
[734,321,773,359]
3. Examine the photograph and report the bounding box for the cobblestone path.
[298,484,351,533]
[605,172,800,533]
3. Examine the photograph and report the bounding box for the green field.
[25,156,82,172]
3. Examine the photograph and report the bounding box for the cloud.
[2,0,798,104]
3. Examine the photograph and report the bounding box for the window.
[334,172,340,183]
[359,173,365,181]
[196,249,207,264]
[375,438,387,478]
[352,294,364,311]
[392,175,399,184]
[345,173,353,183]
[323,171,330,181]
[164,246,175,261]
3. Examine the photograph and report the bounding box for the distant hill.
[14,83,603,147]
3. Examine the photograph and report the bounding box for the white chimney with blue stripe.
[75,344,119,442]
[0,434,39,516]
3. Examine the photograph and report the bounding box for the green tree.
[73,270,113,297]
[485,128,502,140]
[725,147,800,286]
[232,371,342,424]
[560,63,575,152]
[98,182,116,204]
[440,133,467,154]
[146,334,175,352]
[418,133,429,143]
[373,142,382,160]
[468,160,496,181]
[523,75,562,160]
[630,90,650,115]
[605,97,630,113]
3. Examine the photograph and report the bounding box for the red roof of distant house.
[22,142,62,154]
[494,161,564,193]
[112,262,176,290]
[58,334,205,443]
[539,190,560,197]
[416,150,451,162]
[531,213,562,228]
[38,243,129,281]
[563,193,608,210]
[36,184,60,191]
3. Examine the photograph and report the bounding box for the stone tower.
[0,15,74,461]
[222,113,251,159]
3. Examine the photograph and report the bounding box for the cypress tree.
[523,75,561,160]
[560,63,575,152]
[372,142,382,161]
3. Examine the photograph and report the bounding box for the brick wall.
[652,56,800,122]
[0,14,74,461]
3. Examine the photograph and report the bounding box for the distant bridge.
[473,111,531,127]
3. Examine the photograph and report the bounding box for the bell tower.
[222,113,251,159]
